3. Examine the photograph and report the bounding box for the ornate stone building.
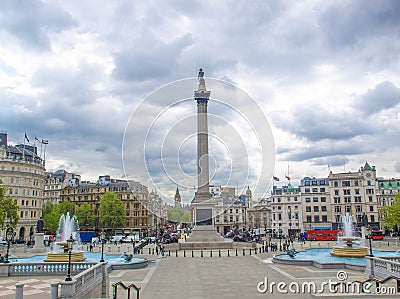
[60,175,149,235]
[0,131,45,241]
[44,170,81,204]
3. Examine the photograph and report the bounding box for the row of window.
[332,180,373,187]
[8,188,42,196]
[305,206,327,212]
[306,215,328,222]
[19,210,38,219]
[334,205,374,213]
[0,164,44,175]
[305,197,327,203]
[303,187,326,193]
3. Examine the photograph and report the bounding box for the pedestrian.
[156,246,159,255]
[89,243,93,252]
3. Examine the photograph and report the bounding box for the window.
[321,197,326,202]
[369,206,374,212]
[335,206,341,213]
[343,189,351,195]
[344,197,351,203]
[370,215,375,222]
[355,180,359,186]
[305,188,310,193]
[355,196,362,203]
[334,190,339,195]
[313,197,318,202]
[369,196,373,202]
[334,181,338,187]
[321,206,327,212]
[367,180,371,186]
[313,206,319,212]
[314,216,320,222]
[306,206,311,212]
[342,181,350,187]
[305,198,311,202]
[334,197,341,203]
[312,188,318,192]
[356,205,362,212]
[278,214,282,220]
[346,206,351,213]
[355,189,360,195]
[320,188,325,192]
[322,215,328,222]
[306,216,312,222]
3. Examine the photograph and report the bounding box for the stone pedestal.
[180,225,233,250]
[31,233,46,253]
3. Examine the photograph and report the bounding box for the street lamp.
[100,231,106,262]
[368,233,374,257]
[5,228,13,263]
[278,228,283,251]
[65,234,74,281]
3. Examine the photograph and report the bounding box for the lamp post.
[65,234,74,281]
[368,233,374,257]
[278,228,283,251]
[5,228,13,263]
[100,231,105,262]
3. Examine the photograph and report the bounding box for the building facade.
[44,170,80,204]
[300,177,331,230]
[0,131,45,241]
[328,162,379,230]
[60,175,149,235]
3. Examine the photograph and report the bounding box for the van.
[111,235,124,242]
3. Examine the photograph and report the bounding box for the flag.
[24,133,30,142]
[273,176,280,181]
[42,139,49,144]
[35,136,40,142]
[285,175,291,180]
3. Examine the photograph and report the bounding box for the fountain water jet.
[45,212,85,262]
[331,213,368,258]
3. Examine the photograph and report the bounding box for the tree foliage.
[99,192,125,228]
[42,200,75,234]
[181,211,190,223]
[0,180,19,230]
[167,207,184,222]
[381,193,400,230]
[75,202,95,228]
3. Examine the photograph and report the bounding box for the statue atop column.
[197,68,206,92]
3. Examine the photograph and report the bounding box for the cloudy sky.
[1,0,399,204]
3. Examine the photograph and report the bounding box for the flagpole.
[40,141,43,160]
[43,143,47,166]
[22,134,26,160]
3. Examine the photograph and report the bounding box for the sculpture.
[36,217,44,233]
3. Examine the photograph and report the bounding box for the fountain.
[45,212,85,262]
[330,213,368,258]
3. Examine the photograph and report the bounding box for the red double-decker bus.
[306,229,342,241]
[370,230,384,240]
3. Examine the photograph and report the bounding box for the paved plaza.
[1,240,400,298]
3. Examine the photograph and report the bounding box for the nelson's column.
[191,68,215,225]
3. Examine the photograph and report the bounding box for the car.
[0,237,7,245]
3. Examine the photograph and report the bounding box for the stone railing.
[365,256,400,279]
[54,262,108,299]
[0,261,97,277]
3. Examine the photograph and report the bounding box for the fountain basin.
[45,251,85,262]
[330,246,368,258]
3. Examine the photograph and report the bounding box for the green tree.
[75,202,95,229]
[99,192,125,228]
[167,207,184,222]
[181,211,190,223]
[381,193,400,230]
[42,202,60,234]
[0,180,19,230]
[56,200,75,216]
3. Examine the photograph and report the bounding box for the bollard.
[184,250,186,257]
[250,248,252,255]
[201,250,203,257]
[152,248,155,255]
[236,249,238,256]
[192,250,194,257]
[243,249,245,256]
[228,249,230,257]
[50,282,58,299]
[148,248,151,254]
[210,250,212,257]
[168,250,171,256]
[15,283,24,299]
[318,243,321,248]
[175,250,178,257]
[219,250,221,257]
[388,242,390,247]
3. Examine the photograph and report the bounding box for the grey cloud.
[310,156,350,167]
[353,81,400,115]
[395,162,400,173]
[0,0,76,51]
[271,105,374,142]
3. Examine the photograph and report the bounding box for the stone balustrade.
[0,261,97,277]
[365,256,400,279]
